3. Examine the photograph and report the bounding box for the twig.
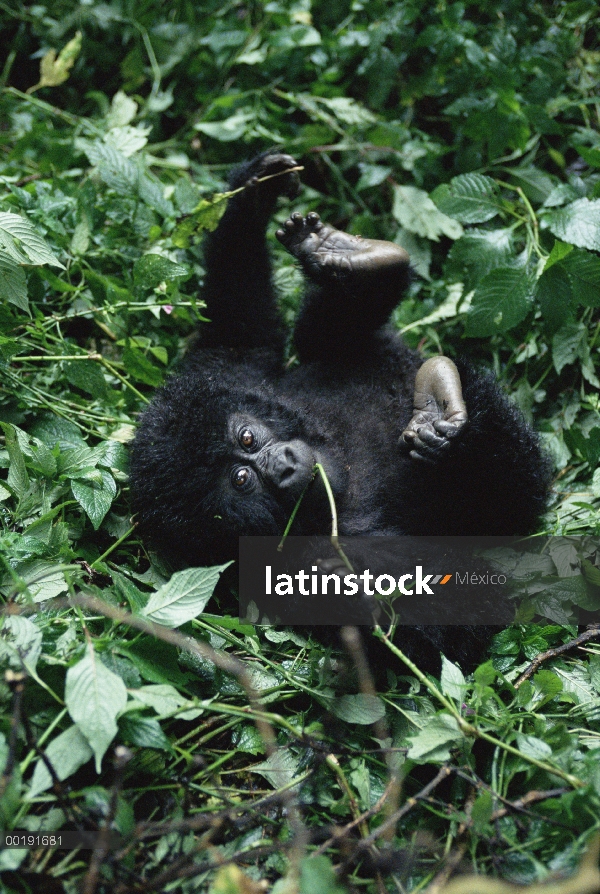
[515,627,600,688]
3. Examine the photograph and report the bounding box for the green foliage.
[1,1,600,891]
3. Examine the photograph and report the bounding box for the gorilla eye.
[232,467,251,490]
[239,429,255,449]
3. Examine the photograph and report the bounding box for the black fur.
[129,152,551,670]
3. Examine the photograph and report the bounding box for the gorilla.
[129,151,551,667]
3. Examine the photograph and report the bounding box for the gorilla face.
[226,414,316,502]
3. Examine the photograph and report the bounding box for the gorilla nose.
[269,442,312,489]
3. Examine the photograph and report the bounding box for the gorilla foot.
[401,356,468,463]
[276,212,409,278]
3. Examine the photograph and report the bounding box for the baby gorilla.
[130,151,550,666]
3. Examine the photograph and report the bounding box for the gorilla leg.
[276,212,411,362]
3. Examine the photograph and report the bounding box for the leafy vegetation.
[1,1,600,892]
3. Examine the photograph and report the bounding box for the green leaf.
[119,715,172,751]
[129,684,202,720]
[194,196,228,234]
[141,564,230,627]
[122,346,163,386]
[330,693,385,724]
[431,174,502,223]
[11,559,68,602]
[546,198,600,252]
[562,249,600,307]
[543,240,573,269]
[533,669,562,701]
[446,228,513,289]
[0,211,65,268]
[83,141,138,193]
[515,733,552,760]
[133,254,189,289]
[440,656,466,701]
[30,416,86,450]
[251,749,301,790]
[0,256,28,312]
[464,267,534,336]
[552,321,586,374]
[536,264,574,333]
[71,469,116,529]
[0,616,42,673]
[195,110,256,142]
[1,423,29,498]
[106,90,138,129]
[392,185,463,241]
[65,644,128,772]
[29,724,93,797]
[64,360,107,398]
[299,856,348,894]
[470,790,494,832]
[407,714,463,762]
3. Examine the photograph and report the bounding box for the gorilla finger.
[416,426,449,449]
[409,449,435,464]
[434,419,464,438]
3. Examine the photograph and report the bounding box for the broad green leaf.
[440,656,466,701]
[446,228,513,288]
[129,684,202,720]
[431,173,502,223]
[251,749,301,790]
[83,141,138,193]
[119,715,171,751]
[0,423,29,498]
[515,733,552,760]
[71,469,117,529]
[65,644,128,772]
[106,90,138,129]
[407,713,463,762]
[122,346,163,386]
[533,669,563,701]
[536,264,574,333]
[316,96,376,127]
[13,559,68,602]
[0,256,28,312]
[138,174,174,218]
[141,564,230,627]
[392,185,463,241]
[299,856,348,894]
[64,360,107,398]
[30,416,86,450]
[104,124,150,157]
[194,196,228,234]
[70,219,90,255]
[546,198,600,252]
[543,239,573,269]
[29,724,93,797]
[0,616,42,673]
[464,267,534,336]
[470,790,494,832]
[0,212,65,269]
[133,254,189,289]
[330,693,385,724]
[195,110,255,142]
[562,249,600,307]
[552,321,586,374]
